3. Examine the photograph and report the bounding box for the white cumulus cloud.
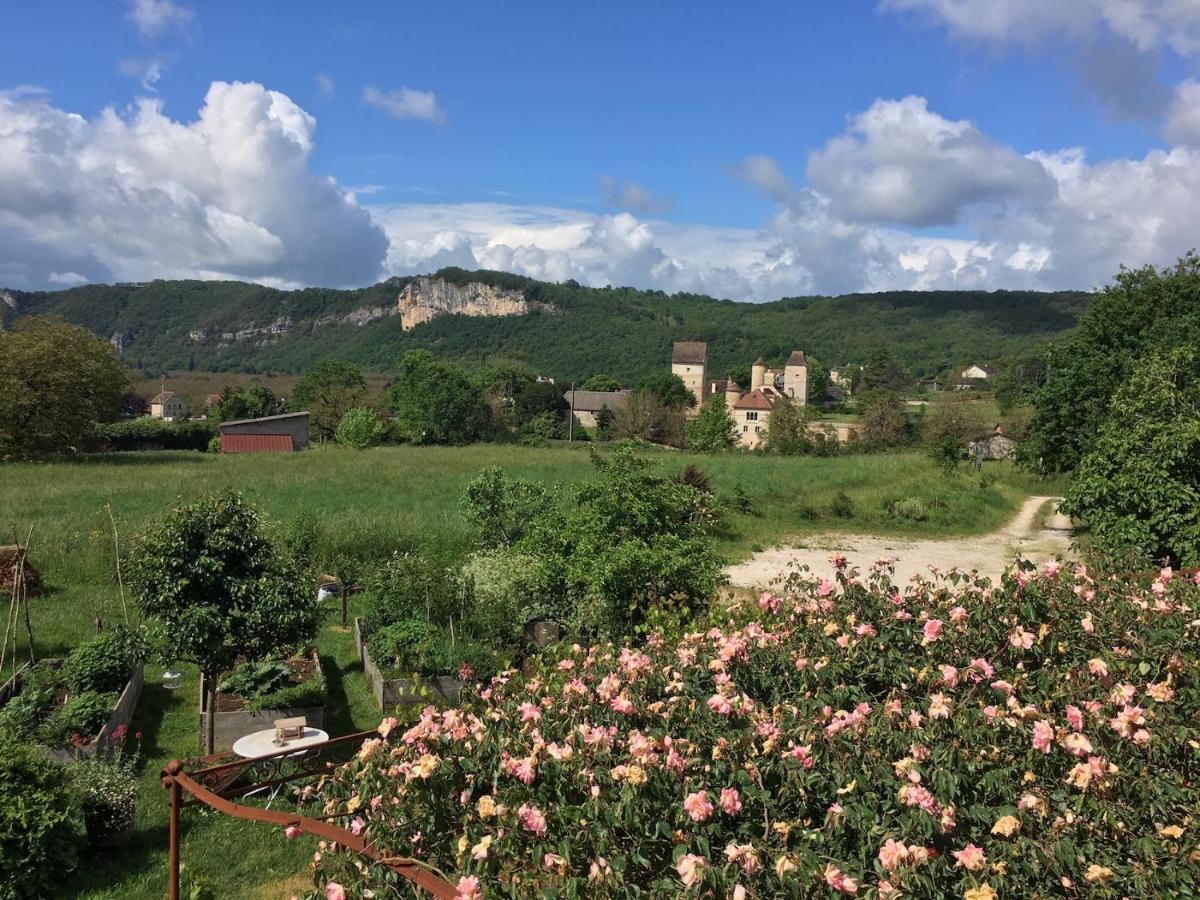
[362,86,446,124]
[127,0,193,40]
[0,82,388,289]
[805,96,1055,227]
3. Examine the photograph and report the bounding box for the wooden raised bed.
[199,649,325,753]
[1,658,144,763]
[353,617,462,710]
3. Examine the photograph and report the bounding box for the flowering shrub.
[303,559,1199,898]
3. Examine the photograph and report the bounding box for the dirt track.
[725,496,1073,589]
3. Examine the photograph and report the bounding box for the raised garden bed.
[199,649,325,753]
[354,617,462,710]
[0,658,144,763]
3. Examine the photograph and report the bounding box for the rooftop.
[733,389,775,411]
[672,341,707,365]
[219,410,310,428]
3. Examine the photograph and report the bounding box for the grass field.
[0,443,1065,897]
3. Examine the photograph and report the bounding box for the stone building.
[149,391,189,421]
[671,341,708,411]
[564,389,630,429]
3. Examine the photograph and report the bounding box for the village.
[134,341,1017,463]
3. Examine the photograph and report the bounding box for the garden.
[0,442,1076,898]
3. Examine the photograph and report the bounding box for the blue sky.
[2,1,1200,298]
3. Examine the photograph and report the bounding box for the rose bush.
[302,559,1199,898]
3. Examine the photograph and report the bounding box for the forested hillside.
[1,269,1088,381]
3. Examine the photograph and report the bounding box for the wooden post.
[168,775,181,900]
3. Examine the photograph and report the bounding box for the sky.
[2,0,1200,300]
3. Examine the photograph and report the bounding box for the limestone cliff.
[398,277,555,331]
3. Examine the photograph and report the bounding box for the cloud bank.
[1,79,1199,300]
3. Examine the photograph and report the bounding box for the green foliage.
[830,489,856,518]
[213,381,278,423]
[858,345,909,395]
[62,627,144,695]
[5,273,1087,385]
[761,396,814,455]
[805,355,832,403]
[39,691,116,748]
[520,410,563,442]
[368,619,503,681]
[1061,349,1200,564]
[580,374,623,392]
[929,436,962,473]
[291,359,368,440]
[594,404,615,440]
[0,733,83,897]
[513,381,565,425]
[0,316,128,459]
[862,391,911,447]
[218,660,292,699]
[361,551,467,636]
[1026,253,1200,472]
[335,406,386,449]
[385,350,490,444]
[128,491,318,681]
[461,548,551,644]
[636,371,695,408]
[218,657,325,710]
[513,446,724,640]
[891,496,928,521]
[686,395,737,451]
[994,352,1046,413]
[922,394,989,447]
[462,467,550,548]
[93,417,215,452]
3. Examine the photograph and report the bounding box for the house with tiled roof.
[149,391,189,421]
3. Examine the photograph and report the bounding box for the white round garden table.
[232,726,329,759]
[231,727,328,807]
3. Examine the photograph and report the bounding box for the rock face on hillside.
[397,277,555,331]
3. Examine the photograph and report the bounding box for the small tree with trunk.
[129,492,318,753]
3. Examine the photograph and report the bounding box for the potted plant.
[73,725,140,848]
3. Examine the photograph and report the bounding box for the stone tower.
[751,357,768,391]
[672,342,707,408]
[783,350,808,403]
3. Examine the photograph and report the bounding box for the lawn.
[0,443,1063,897]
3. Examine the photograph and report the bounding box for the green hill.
[1,268,1087,381]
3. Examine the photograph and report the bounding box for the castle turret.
[783,350,808,403]
[724,378,741,407]
[671,341,707,411]
[751,357,768,391]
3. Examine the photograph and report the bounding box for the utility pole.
[568,382,575,443]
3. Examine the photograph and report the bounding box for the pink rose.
[683,790,714,822]
[921,619,944,645]
[719,787,742,816]
[675,853,708,888]
[325,884,346,900]
[455,875,482,900]
[952,843,986,871]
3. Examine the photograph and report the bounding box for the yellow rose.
[963,885,997,900]
[1084,864,1114,883]
[1159,825,1185,839]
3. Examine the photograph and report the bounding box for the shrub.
[893,496,928,522]
[520,411,564,442]
[304,561,1200,899]
[39,691,116,748]
[62,627,143,695]
[361,551,466,637]
[93,417,214,452]
[335,407,386,449]
[74,754,138,844]
[830,489,856,518]
[0,733,83,897]
[461,549,551,645]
